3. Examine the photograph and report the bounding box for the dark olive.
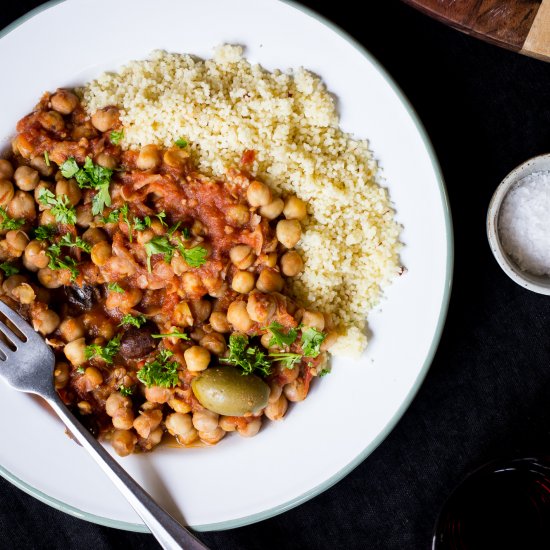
[191,367,270,416]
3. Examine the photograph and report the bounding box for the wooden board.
[402,0,550,62]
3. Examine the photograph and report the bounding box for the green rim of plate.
[0,0,454,534]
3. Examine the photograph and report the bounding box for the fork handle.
[46,394,208,550]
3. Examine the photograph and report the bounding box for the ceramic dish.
[0,0,452,532]
[487,153,550,295]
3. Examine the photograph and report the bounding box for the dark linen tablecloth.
[1,1,550,549]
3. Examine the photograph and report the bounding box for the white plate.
[0,0,452,532]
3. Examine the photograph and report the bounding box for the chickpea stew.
[2,89,336,456]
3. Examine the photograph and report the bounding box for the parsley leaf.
[101,208,120,224]
[0,207,25,231]
[318,368,331,377]
[182,227,191,240]
[45,234,90,280]
[107,282,124,293]
[151,330,189,340]
[59,158,79,178]
[177,244,207,267]
[137,349,179,388]
[220,333,271,376]
[0,263,19,276]
[110,130,124,145]
[300,327,326,358]
[156,212,167,227]
[118,313,147,328]
[175,138,188,148]
[44,151,50,167]
[38,188,76,225]
[144,236,174,272]
[119,384,133,396]
[84,334,122,364]
[265,321,298,348]
[268,352,301,369]
[34,224,56,241]
[132,215,151,232]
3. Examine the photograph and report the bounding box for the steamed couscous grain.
[82,45,402,356]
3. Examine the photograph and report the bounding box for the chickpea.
[283,195,307,220]
[256,269,284,293]
[84,366,103,388]
[91,107,119,132]
[50,89,79,115]
[0,180,14,207]
[168,398,192,414]
[8,191,36,220]
[261,332,274,350]
[0,160,14,180]
[265,394,288,421]
[209,311,230,333]
[280,250,304,277]
[276,219,302,249]
[229,244,255,270]
[144,385,174,404]
[14,166,40,191]
[247,292,276,324]
[188,299,212,323]
[192,410,219,433]
[38,266,69,288]
[39,210,57,226]
[264,252,278,268]
[105,256,136,277]
[82,227,108,246]
[237,417,262,437]
[12,135,33,159]
[268,381,283,403]
[58,317,85,343]
[91,241,112,266]
[136,228,154,245]
[181,272,205,297]
[199,427,226,445]
[259,198,284,220]
[133,409,163,439]
[199,333,227,356]
[76,205,93,228]
[39,111,65,133]
[54,362,70,389]
[32,308,60,336]
[106,393,134,430]
[172,301,193,327]
[105,287,142,310]
[226,301,253,332]
[34,181,52,209]
[321,330,339,352]
[232,270,256,294]
[137,144,161,171]
[226,204,249,227]
[163,148,189,169]
[12,283,35,304]
[165,413,198,445]
[95,152,118,170]
[301,310,325,331]
[30,155,54,177]
[78,401,92,415]
[63,337,86,366]
[191,219,205,237]
[2,275,25,296]
[284,378,308,402]
[111,429,137,457]
[55,178,81,206]
[24,241,49,271]
[246,180,272,207]
[6,230,29,254]
[184,346,210,372]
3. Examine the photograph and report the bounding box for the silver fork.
[0,300,208,550]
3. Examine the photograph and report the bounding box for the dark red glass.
[433,457,550,550]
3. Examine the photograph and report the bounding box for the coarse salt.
[499,171,550,276]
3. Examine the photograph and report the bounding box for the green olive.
[191,367,270,416]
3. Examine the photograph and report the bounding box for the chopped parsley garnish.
[61,157,113,215]
[84,334,122,364]
[76,366,85,374]
[175,138,188,148]
[118,384,133,396]
[0,207,25,231]
[144,236,174,272]
[118,313,147,328]
[265,321,298,348]
[45,234,90,280]
[34,224,56,241]
[107,282,124,293]
[137,349,179,388]
[300,327,326,358]
[0,263,19,276]
[182,227,191,240]
[151,330,190,340]
[101,208,120,224]
[318,368,331,377]
[220,334,272,376]
[132,215,150,232]
[44,151,50,167]
[268,352,301,369]
[37,188,76,225]
[110,130,124,145]
[156,212,167,227]
[177,244,208,267]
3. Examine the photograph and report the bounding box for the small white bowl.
[487,153,550,295]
